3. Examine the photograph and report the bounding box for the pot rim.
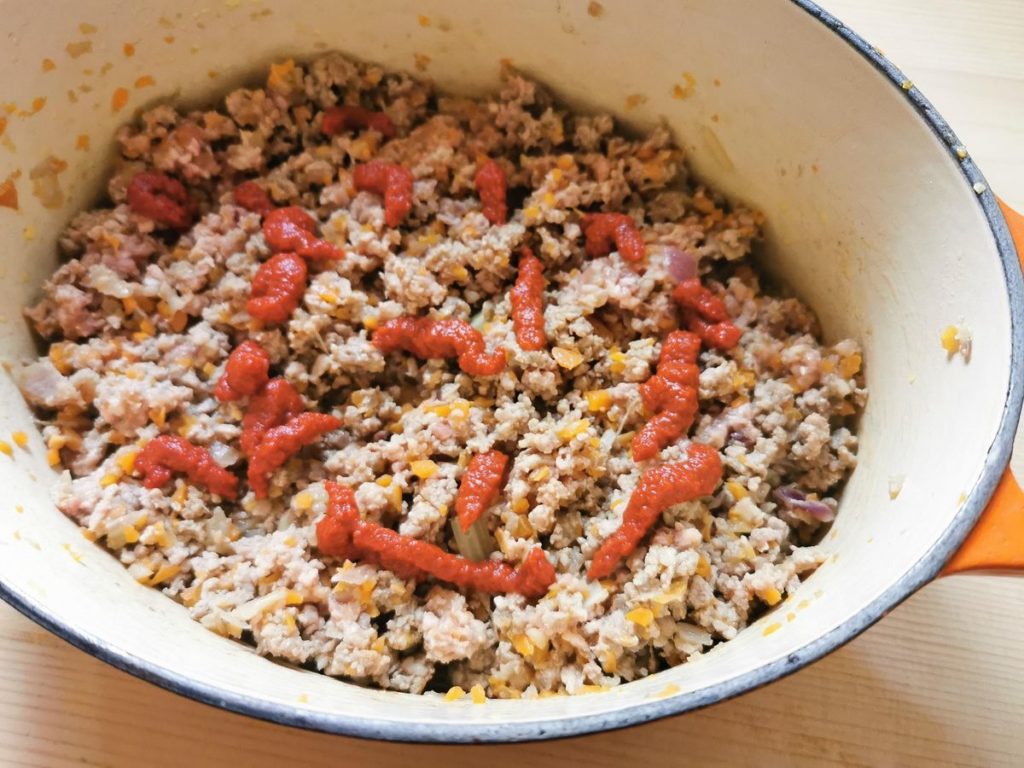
[0,0,1021,745]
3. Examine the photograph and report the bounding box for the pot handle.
[942,200,1024,575]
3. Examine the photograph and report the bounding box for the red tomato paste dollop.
[509,248,546,351]
[659,329,702,364]
[233,181,274,215]
[127,172,193,230]
[247,412,341,499]
[352,161,414,228]
[632,330,702,462]
[317,483,556,599]
[239,378,305,457]
[262,206,344,262]
[473,159,508,225]
[672,277,742,350]
[672,278,730,322]
[588,443,722,579]
[580,212,645,263]
[214,340,271,402]
[135,435,238,500]
[455,450,509,532]
[322,105,396,138]
[247,252,308,324]
[372,316,507,376]
[686,313,742,350]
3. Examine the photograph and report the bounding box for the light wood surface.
[3,1,1023,766]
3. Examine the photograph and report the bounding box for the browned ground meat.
[19,53,865,698]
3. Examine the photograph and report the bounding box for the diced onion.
[773,486,836,522]
[657,245,697,282]
[230,589,288,621]
[451,517,494,562]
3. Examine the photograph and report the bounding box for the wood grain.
[1,576,1021,767]
[2,1,1023,765]
[825,0,1024,211]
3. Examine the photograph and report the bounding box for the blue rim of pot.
[0,0,1021,745]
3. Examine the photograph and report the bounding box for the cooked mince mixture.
[18,54,866,698]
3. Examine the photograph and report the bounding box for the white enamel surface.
[0,0,1012,735]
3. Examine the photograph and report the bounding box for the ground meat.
[18,52,866,699]
[421,588,491,663]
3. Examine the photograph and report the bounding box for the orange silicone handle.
[942,200,1024,575]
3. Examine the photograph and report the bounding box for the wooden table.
[3,2,1023,765]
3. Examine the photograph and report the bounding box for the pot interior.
[0,0,1013,739]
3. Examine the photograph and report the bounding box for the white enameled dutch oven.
[0,0,1022,743]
